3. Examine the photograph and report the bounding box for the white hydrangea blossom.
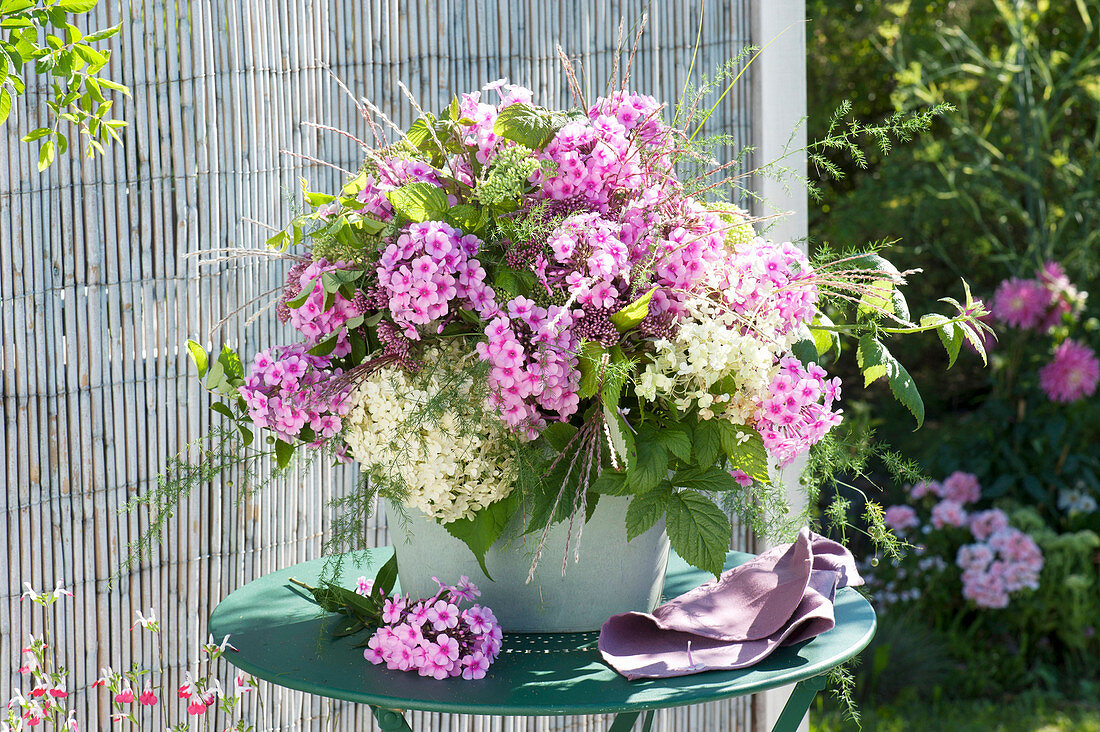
[634,269,803,419]
[343,346,515,523]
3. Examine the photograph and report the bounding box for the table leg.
[771,674,826,732]
[371,706,413,732]
[608,710,654,731]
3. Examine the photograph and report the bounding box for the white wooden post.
[751,1,812,731]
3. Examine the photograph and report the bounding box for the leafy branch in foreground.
[1,0,131,168]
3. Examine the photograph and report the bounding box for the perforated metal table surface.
[209,547,876,731]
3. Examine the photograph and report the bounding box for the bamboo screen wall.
[1,0,757,728]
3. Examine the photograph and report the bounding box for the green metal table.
[209,548,876,732]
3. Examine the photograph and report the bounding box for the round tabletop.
[209,548,876,717]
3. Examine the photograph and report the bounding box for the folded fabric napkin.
[598,527,864,679]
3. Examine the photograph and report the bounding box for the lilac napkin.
[598,528,863,679]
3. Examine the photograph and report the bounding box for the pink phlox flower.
[407,602,431,628]
[435,633,461,661]
[940,471,981,505]
[930,499,969,529]
[729,470,753,488]
[969,509,1009,541]
[461,651,491,680]
[382,597,407,624]
[427,600,460,631]
[452,575,480,602]
[908,480,941,500]
[355,577,375,597]
[392,622,423,647]
[463,605,496,635]
[883,505,920,533]
[1040,338,1100,403]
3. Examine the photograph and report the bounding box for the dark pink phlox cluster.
[547,212,632,308]
[476,297,581,439]
[1039,337,1100,404]
[755,358,843,467]
[957,526,1043,609]
[715,238,819,336]
[969,508,1010,542]
[364,578,502,681]
[457,79,535,164]
[284,259,364,357]
[239,345,350,443]
[991,260,1086,331]
[376,220,498,340]
[883,505,920,533]
[939,470,982,504]
[589,90,669,148]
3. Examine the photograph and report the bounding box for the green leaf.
[790,337,818,367]
[720,424,770,484]
[628,427,668,492]
[921,313,962,368]
[37,138,55,171]
[672,465,738,493]
[693,418,722,467]
[590,470,629,495]
[205,360,226,390]
[625,486,670,540]
[386,181,448,223]
[442,491,521,579]
[492,103,558,149]
[603,401,634,471]
[373,552,399,597]
[210,401,234,420]
[609,287,657,332]
[0,89,12,124]
[576,341,605,399]
[83,24,121,43]
[848,254,910,321]
[55,0,99,11]
[541,422,577,452]
[809,313,841,358]
[443,203,487,233]
[186,339,208,377]
[857,335,924,428]
[274,439,295,469]
[96,76,130,97]
[217,345,243,381]
[666,490,731,577]
[656,422,692,463]
[236,423,254,446]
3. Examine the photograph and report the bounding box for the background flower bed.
[806,0,1100,721]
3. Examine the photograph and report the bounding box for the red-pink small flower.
[187,700,208,716]
[114,688,134,704]
[48,684,67,699]
[138,687,158,706]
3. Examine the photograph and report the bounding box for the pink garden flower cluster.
[991,261,1084,332]
[957,516,1044,609]
[990,262,1098,403]
[755,358,843,467]
[362,576,502,680]
[882,472,1045,610]
[282,258,366,355]
[239,344,351,444]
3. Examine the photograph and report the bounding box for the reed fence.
[1,0,762,728]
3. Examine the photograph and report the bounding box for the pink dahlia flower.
[1039,338,1100,403]
[991,277,1050,330]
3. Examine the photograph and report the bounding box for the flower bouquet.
[168,69,988,631]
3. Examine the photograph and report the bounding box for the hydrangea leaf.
[809,312,841,358]
[672,464,739,493]
[857,335,925,428]
[628,425,668,492]
[791,337,818,368]
[443,490,521,580]
[577,341,605,400]
[541,422,577,453]
[625,484,670,540]
[666,490,731,577]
